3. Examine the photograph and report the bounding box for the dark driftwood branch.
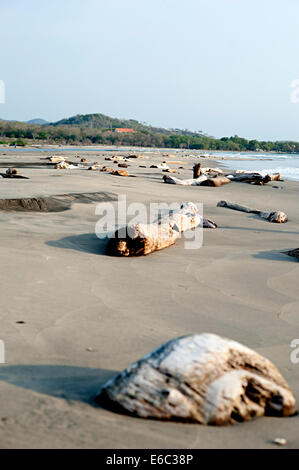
[107,202,217,256]
[227,172,282,185]
[283,249,299,260]
[96,333,296,425]
[217,200,288,223]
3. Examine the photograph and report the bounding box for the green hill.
[0,113,298,153]
[52,113,204,137]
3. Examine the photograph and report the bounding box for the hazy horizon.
[1,0,299,141]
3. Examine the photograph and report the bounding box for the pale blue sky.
[1,0,299,140]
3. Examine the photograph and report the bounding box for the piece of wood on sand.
[193,163,202,178]
[96,333,296,425]
[227,172,281,185]
[193,164,224,178]
[163,174,230,187]
[200,175,231,187]
[107,202,217,256]
[217,200,288,223]
[163,174,208,186]
[111,169,129,177]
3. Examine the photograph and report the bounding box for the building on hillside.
[114,128,136,133]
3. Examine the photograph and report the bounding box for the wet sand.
[0,147,298,448]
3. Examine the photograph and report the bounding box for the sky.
[1,0,299,141]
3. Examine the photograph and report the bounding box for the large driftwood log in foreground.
[107,202,217,256]
[217,200,288,223]
[96,333,296,425]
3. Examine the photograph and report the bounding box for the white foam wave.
[260,167,299,181]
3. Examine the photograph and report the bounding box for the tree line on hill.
[0,117,298,153]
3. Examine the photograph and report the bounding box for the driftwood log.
[111,169,129,177]
[163,174,208,186]
[96,333,296,425]
[227,172,281,185]
[163,174,230,187]
[193,163,201,178]
[200,176,231,187]
[217,200,288,223]
[107,202,217,256]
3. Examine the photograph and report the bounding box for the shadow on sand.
[0,365,117,405]
[46,233,109,255]
[253,249,299,263]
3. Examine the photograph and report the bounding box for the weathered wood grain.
[96,333,296,425]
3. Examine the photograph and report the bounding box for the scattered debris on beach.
[0,168,29,179]
[107,202,217,257]
[217,200,288,223]
[48,156,66,163]
[273,438,287,446]
[100,166,113,172]
[96,333,296,425]
[162,168,178,173]
[162,163,282,188]
[150,163,169,170]
[111,169,129,177]
[163,174,208,186]
[200,175,231,187]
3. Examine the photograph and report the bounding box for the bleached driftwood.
[55,161,79,170]
[163,174,208,186]
[96,333,296,425]
[163,174,230,187]
[201,167,224,174]
[48,156,66,163]
[217,200,288,223]
[200,176,231,187]
[107,202,217,256]
[150,163,169,170]
[162,169,178,173]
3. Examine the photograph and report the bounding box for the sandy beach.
[0,146,298,449]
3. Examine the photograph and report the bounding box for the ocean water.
[216,151,299,182]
